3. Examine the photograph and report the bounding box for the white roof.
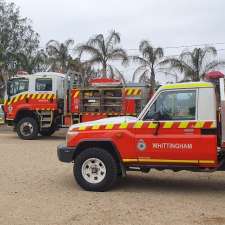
[11,72,66,79]
[33,72,65,78]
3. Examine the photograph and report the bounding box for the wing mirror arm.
[151,120,160,136]
[150,111,161,135]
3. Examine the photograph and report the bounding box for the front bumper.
[57,144,75,163]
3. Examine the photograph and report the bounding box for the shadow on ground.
[56,172,225,194]
[115,173,225,193]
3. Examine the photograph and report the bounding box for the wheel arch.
[15,108,38,124]
[74,140,124,172]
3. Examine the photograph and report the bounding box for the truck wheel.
[74,148,118,192]
[16,117,38,140]
[39,127,55,136]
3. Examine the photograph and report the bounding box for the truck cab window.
[7,78,29,96]
[144,90,196,121]
[36,78,52,91]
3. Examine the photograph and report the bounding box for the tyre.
[74,147,118,192]
[39,127,55,136]
[16,117,39,140]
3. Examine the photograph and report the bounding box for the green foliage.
[161,47,225,81]
[0,0,40,73]
[76,30,128,80]
[46,39,75,73]
[132,40,164,93]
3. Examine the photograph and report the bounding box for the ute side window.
[36,78,52,91]
[143,90,196,121]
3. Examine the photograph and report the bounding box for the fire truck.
[57,76,225,192]
[3,72,150,139]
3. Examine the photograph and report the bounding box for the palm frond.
[85,55,103,66]
[108,48,128,64]
[154,47,164,59]
[65,39,74,48]
[46,40,60,49]
[132,65,148,82]
[106,30,120,50]
[204,46,217,56]
[132,56,148,66]
[202,60,225,76]
[138,69,150,83]
[76,45,102,59]
[139,40,151,52]
[112,67,126,84]
[87,34,104,47]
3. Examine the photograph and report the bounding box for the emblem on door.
[137,139,146,151]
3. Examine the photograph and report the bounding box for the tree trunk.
[150,69,156,97]
[102,62,107,78]
[193,72,200,81]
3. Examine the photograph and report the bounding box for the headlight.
[8,105,13,113]
[66,130,79,146]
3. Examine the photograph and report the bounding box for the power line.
[126,42,225,51]
[38,41,225,51]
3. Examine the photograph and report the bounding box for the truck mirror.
[7,81,11,97]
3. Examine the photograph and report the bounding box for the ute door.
[134,89,217,166]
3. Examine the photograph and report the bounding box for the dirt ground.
[1,127,225,225]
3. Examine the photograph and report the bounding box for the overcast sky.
[12,0,225,82]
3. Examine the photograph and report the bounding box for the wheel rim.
[81,158,106,184]
[20,122,34,137]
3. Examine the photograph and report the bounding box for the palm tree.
[16,49,47,73]
[132,40,164,94]
[161,47,225,81]
[46,39,74,73]
[68,57,97,86]
[76,30,128,78]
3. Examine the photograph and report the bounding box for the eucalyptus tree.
[132,40,164,94]
[0,0,40,96]
[46,39,74,73]
[76,30,128,79]
[161,47,225,81]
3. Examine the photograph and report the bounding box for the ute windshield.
[7,78,29,97]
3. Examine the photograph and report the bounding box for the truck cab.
[57,81,225,191]
[4,72,64,139]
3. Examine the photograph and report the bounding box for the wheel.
[39,127,55,136]
[74,148,118,192]
[16,117,38,140]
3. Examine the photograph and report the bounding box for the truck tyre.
[74,147,118,192]
[16,117,39,140]
[39,127,55,136]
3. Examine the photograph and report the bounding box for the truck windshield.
[7,78,29,97]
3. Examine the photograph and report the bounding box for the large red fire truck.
[3,72,150,139]
[57,76,225,192]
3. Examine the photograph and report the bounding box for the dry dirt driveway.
[1,128,225,225]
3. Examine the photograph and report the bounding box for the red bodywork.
[70,87,143,122]
[4,92,57,120]
[67,120,218,168]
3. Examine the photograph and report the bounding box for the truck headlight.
[66,130,79,146]
[8,105,13,113]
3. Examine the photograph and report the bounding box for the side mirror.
[7,81,11,97]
